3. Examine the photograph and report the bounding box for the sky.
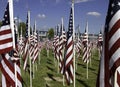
[0,0,109,34]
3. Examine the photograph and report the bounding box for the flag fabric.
[23,12,29,70]
[97,30,103,55]
[82,22,89,63]
[32,32,39,64]
[64,7,74,85]
[59,24,66,74]
[96,0,120,86]
[53,26,60,61]
[0,1,22,86]
[0,3,13,54]
[75,27,82,58]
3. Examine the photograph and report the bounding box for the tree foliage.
[18,22,26,37]
[0,21,2,27]
[47,28,54,40]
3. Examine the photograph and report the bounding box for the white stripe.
[2,74,7,87]
[0,42,13,50]
[1,59,15,83]
[109,10,120,31]
[23,55,28,70]
[0,25,10,31]
[66,53,73,66]
[109,48,120,69]
[0,33,12,41]
[65,71,69,83]
[109,29,120,50]
[16,65,21,75]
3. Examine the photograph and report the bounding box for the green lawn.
[21,48,100,87]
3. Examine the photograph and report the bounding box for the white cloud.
[87,12,101,17]
[75,0,91,4]
[55,0,60,3]
[38,14,46,19]
[14,0,19,2]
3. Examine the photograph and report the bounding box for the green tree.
[18,22,26,36]
[47,28,54,40]
[0,21,2,27]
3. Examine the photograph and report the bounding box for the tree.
[18,22,26,37]
[0,21,2,27]
[47,28,54,40]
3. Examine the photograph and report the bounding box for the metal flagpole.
[86,21,89,79]
[28,11,32,87]
[61,17,65,86]
[72,0,76,87]
[57,24,60,74]
[9,0,17,87]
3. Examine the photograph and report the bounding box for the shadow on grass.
[47,58,52,62]
[77,79,90,87]
[76,72,82,76]
[78,63,86,68]
[92,58,100,62]
[46,65,54,72]
[88,67,95,71]
[47,73,56,81]
[47,61,53,65]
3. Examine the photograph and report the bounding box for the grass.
[19,48,100,87]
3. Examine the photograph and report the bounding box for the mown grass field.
[21,48,99,87]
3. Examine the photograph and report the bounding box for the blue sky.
[0,0,109,34]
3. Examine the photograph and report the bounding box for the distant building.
[38,30,48,41]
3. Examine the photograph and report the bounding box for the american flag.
[23,12,29,70]
[32,32,39,64]
[65,7,74,85]
[82,21,89,63]
[0,1,22,86]
[75,26,82,58]
[53,26,60,61]
[96,0,120,86]
[59,23,66,74]
[97,30,103,55]
[0,3,13,54]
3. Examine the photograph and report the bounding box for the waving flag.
[96,0,120,86]
[65,7,74,85]
[0,2,13,54]
[23,12,29,70]
[82,21,89,63]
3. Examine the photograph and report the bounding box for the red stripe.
[105,33,111,87]
[109,19,120,41]
[0,59,15,86]
[117,71,120,86]
[109,38,120,58]
[0,29,11,35]
[0,46,13,54]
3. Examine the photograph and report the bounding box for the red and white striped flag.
[97,30,103,55]
[82,21,89,63]
[65,7,74,85]
[96,0,120,86]
[0,2,13,54]
[23,12,29,70]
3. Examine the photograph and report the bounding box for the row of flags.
[2,0,120,87]
[52,2,97,85]
[0,0,22,86]
[0,0,41,87]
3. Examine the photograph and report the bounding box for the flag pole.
[86,21,89,79]
[72,0,76,87]
[28,11,32,87]
[61,17,65,86]
[57,24,60,73]
[9,0,17,87]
